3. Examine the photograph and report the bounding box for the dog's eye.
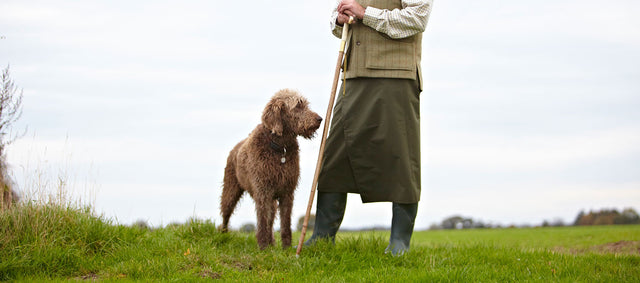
[295,102,304,110]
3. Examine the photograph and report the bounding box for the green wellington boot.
[304,192,347,245]
[385,202,418,256]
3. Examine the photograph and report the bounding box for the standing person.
[305,0,433,255]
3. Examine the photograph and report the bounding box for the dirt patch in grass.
[200,269,222,279]
[554,241,640,255]
[74,273,99,281]
[232,260,253,271]
[593,241,640,255]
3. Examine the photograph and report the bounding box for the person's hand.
[336,12,352,25]
[338,0,365,20]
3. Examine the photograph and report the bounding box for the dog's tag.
[281,157,286,164]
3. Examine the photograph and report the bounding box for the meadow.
[1,201,638,282]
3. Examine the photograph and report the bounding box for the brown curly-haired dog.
[221,89,322,249]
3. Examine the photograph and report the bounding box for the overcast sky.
[2,0,639,230]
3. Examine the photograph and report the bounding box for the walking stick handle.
[296,16,354,257]
[339,16,354,52]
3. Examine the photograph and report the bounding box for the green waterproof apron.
[317,77,421,203]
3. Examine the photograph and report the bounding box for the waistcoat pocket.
[365,37,415,71]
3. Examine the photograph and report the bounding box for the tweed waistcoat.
[345,0,423,88]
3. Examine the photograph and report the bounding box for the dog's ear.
[262,98,284,136]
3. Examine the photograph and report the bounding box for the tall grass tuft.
[0,147,143,280]
[0,198,141,280]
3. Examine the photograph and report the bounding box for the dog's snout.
[316,115,323,123]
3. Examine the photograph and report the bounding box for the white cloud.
[0,3,61,24]
[429,0,640,44]
[427,127,640,171]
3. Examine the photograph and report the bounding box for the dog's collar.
[269,140,285,152]
[270,140,287,164]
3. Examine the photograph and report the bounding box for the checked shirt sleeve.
[330,3,344,38]
[362,0,433,39]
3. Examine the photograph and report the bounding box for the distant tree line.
[431,208,640,230]
[573,208,640,226]
[430,215,499,230]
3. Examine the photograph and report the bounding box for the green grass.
[1,203,639,282]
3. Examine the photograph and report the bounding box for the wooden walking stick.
[296,16,354,256]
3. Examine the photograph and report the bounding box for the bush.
[0,65,24,211]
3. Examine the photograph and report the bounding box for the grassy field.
[1,203,639,282]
